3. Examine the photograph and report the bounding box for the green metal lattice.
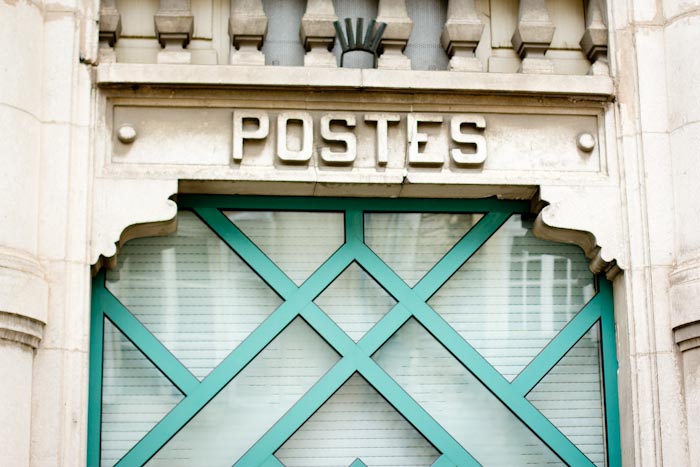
[88,195,621,467]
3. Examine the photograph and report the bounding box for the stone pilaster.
[441,0,484,72]
[376,0,412,70]
[579,0,608,75]
[154,0,194,64]
[511,0,555,74]
[229,0,268,65]
[300,0,337,67]
[98,0,121,63]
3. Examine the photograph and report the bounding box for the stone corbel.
[376,0,413,70]
[98,0,121,64]
[300,0,338,67]
[532,185,625,277]
[580,0,609,76]
[441,0,484,72]
[229,0,268,66]
[511,0,556,74]
[0,248,47,349]
[154,0,194,64]
[90,178,178,273]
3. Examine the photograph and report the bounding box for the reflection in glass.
[314,262,397,341]
[428,215,595,380]
[101,320,183,467]
[528,324,605,466]
[148,318,340,466]
[276,373,439,467]
[225,210,345,285]
[106,211,283,380]
[365,212,483,287]
[373,319,564,466]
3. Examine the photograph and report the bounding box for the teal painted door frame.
[88,195,621,467]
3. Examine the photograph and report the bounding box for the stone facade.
[0,0,698,465]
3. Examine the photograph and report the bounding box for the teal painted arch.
[87,195,621,467]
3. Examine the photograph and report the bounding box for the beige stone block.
[665,15,700,132]
[0,341,34,467]
[655,350,691,466]
[39,261,91,352]
[632,0,661,22]
[640,133,674,266]
[38,124,71,261]
[30,347,89,467]
[663,0,700,21]
[635,27,669,133]
[41,12,78,124]
[0,106,41,254]
[670,121,700,260]
[0,1,43,118]
[64,126,92,263]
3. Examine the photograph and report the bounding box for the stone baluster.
[511,0,555,74]
[441,0,484,72]
[154,0,194,64]
[229,0,268,65]
[579,0,608,75]
[98,0,121,63]
[300,0,338,67]
[376,0,413,70]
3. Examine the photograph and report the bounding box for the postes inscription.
[233,110,487,167]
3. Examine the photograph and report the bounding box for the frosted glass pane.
[276,373,440,467]
[106,211,283,380]
[373,319,564,466]
[314,262,397,341]
[528,324,605,467]
[101,319,183,467]
[405,0,449,70]
[332,0,378,68]
[225,210,345,285]
[428,215,595,380]
[364,212,483,287]
[262,0,305,66]
[149,318,340,466]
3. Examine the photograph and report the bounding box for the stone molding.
[670,258,700,339]
[0,311,44,350]
[441,0,485,72]
[300,0,337,67]
[0,248,49,326]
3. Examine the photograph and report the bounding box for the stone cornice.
[95,64,614,100]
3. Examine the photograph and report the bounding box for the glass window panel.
[101,319,183,467]
[106,211,283,380]
[314,262,397,342]
[373,318,564,466]
[405,0,450,70]
[428,215,595,380]
[276,373,440,467]
[364,212,483,287]
[148,318,340,466]
[527,324,605,467]
[225,210,345,285]
[261,0,305,66]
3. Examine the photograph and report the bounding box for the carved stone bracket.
[154,0,194,64]
[99,0,121,64]
[90,179,178,272]
[580,0,609,76]
[300,0,338,67]
[229,0,268,66]
[511,0,556,74]
[441,0,484,72]
[533,185,625,277]
[376,0,413,70]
